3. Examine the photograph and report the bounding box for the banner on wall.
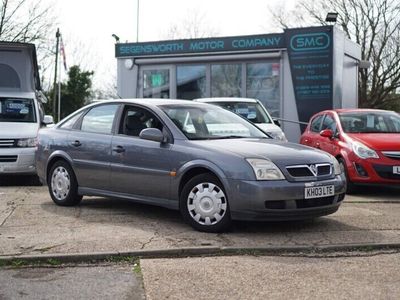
[284,26,334,130]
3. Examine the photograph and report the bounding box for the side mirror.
[139,128,165,143]
[320,129,334,139]
[272,118,281,127]
[42,115,54,126]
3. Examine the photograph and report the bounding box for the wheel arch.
[45,151,74,184]
[176,160,229,201]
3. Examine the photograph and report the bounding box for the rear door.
[67,103,119,190]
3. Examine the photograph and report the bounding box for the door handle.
[71,140,81,147]
[113,145,125,153]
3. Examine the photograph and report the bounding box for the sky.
[45,0,297,91]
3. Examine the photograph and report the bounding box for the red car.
[300,109,400,192]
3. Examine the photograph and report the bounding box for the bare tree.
[1,0,56,90]
[269,0,400,109]
[0,0,54,43]
[162,10,219,39]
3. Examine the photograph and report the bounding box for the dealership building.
[115,26,361,141]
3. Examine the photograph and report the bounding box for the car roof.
[194,97,258,103]
[84,98,217,113]
[90,98,205,107]
[333,108,394,114]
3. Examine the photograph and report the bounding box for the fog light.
[354,163,368,177]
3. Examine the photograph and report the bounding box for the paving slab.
[141,253,400,300]
[0,263,145,300]
[0,186,400,257]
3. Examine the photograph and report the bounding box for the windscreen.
[339,111,400,133]
[161,104,268,140]
[212,101,272,124]
[0,98,36,123]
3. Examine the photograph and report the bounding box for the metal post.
[52,28,60,121]
[136,0,140,42]
[57,44,61,122]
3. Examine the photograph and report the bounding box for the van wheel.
[180,174,231,232]
[48,160,82,206]
[338,158,357,194]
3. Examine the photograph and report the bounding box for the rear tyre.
[338,157,357,194]
[180,174,232,233]
[48,160,82,206]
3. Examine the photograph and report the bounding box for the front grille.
[0,155,17,162]
[373,164,400,180]
[0,139,16,148]
[264,195,338,210]
[287,167,313,177]
[382,151,400,160]
[286,163,332,178]
[317,165,331,176]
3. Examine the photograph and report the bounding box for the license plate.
[305,185,334,199]
[393,166,400,175]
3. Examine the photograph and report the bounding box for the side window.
[81,104,118,134]
[59,111,85,130]
[119,105,163,137]
[310,115,323,132]
[321,115,337,133]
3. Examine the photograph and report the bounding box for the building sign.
[285,26,333,128]
[115,33,285,57]
[116,26,336,132]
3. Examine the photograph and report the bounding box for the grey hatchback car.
[36,99,346,232]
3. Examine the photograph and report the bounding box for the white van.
[0,42,53,175]
[194,97,287,141]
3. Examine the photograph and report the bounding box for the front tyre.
[180,174,231,232]
[48,160,82,206]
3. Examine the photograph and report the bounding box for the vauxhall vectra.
[36,99,346,232]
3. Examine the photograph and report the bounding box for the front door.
[110,105,173,201]
[138,65,175,99]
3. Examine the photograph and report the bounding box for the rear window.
[212,102,272,124]
[0,97,36,123]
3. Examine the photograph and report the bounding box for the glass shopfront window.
[211,64,242,97]
[177,65,206,100]
[246,62,280,117]
[143,69,170,98]
[139,60,281,117]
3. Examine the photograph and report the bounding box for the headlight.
[267,131,288,142]
[17,138,37,147]
[246,158,285,180]
[352,141,378,159]
[333,157,342,175]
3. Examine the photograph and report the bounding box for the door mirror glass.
[320,129,333,139]
[139,128,164,143]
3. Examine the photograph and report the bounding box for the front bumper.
[347,154,400,185]
[0,147,36,174]
[226,175,346,221]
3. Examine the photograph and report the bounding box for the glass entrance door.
[139,66,174,99]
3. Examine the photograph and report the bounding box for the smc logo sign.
[290,33,330,51]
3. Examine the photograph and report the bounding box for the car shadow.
[0,175,42,187]
[347,185,400,200]
[40,196,365,235]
